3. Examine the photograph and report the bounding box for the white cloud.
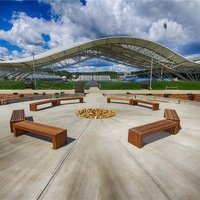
[148,18,190,43]
[47,0,150,38]
[185,54,200,61]
[0,12,48,56]
[0,47,10,60]
[42,0,200,49]
[65,64,135,73]
[64,59,136,73]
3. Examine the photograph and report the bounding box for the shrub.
[187,94,195,101]
[164,94,170,98]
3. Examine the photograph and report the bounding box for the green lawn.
[0,80,199,90]
[0,80,25,89]
[100,81,200,90]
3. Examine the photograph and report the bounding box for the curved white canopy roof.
[1,36,200,74]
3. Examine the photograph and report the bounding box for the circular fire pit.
[77,108,115,119]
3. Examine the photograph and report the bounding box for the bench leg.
[52,130,67,149]
[177,121,181,130]
[128,130,143,148]
[10,122,13,133]
[132,100,138,105]
[152,104,159,111]
[30,104,37,111]
[165,118,181,131]
[170,120,181,131]
[80,98,83,103]
[10,120,24,133]
[107,98,111,103]
[13,127,27,137]
[52,100,60,106]
[165,124,179,135]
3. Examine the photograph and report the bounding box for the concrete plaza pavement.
[0,90,200,200]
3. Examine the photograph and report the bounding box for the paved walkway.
[0,92,199,200]
[0,89,200,94]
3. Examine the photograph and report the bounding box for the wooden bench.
[132,99,159,111]
[164,109,181,130]
[29,99,59,111]
[128,119,179,148]
[57,97,84,104]
[107,97,133,105]
[12,120,67,149]
[10,109,25,132]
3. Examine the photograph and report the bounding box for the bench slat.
[107,97,133,105]
[13,121,64,136]
[29,99,59,111]
[58,97,83,104]
[132,99,159,111]
[164,109,181,130]
[30,97,84,111]
[131,120,177,135]
[10,109,25,132]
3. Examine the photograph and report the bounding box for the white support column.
[149,57,153,90]
[32,52,37,89]
[161,23,167,79]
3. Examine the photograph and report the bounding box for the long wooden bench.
[164,109,181,130]
[57,97,84,104]
[132,99,159,111]
[12,120,67,149]
[29,99,59,111]
[107,97,133,105]
[128,119,179,148]
[10,109,25,132]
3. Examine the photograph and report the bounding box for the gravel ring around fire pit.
[77,108,116,119]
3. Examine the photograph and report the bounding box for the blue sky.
[0,0,200,72]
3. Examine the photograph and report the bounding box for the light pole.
[149,57,153,90]
[164,23,167,46]
[161,23,167,79]
[32,52,36,89]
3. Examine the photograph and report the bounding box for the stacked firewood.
[77,108,115,119]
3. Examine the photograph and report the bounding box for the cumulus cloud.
[61,58,135,72]
[42,0,200,56]
[0,0,200,59]
[148,18,190,43]
[65,63,135,73]
[0,47,10,59]
[46,0,150,38]
[0,12,49,56]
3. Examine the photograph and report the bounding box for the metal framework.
[1,37,200,80]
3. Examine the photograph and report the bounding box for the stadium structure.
[0,36,200,81]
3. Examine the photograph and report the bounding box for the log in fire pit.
[77,108,115,119]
